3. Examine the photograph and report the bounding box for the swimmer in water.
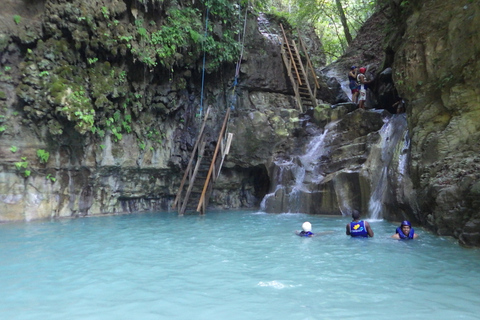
[391,220,418,239]
[346,210,374,237]
[296,221,314,237]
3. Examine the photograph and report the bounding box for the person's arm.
[346,224,351,235]
[365,221,374,237]
[391,233,400,239]
[413,233,419,239]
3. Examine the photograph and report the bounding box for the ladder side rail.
[200,182,214,215]
[172,106,211,209]
[292,40,314,99]
[292,41,315,109]
[280,24,302,86]
[178,139,207,215]
[299,36,320,89]
[281,50,304,112]
[196,108,231,213]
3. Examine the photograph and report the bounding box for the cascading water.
[261,111,411,219]
[261,124,331,213]
[368,113,408,219]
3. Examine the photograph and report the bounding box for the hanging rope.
[199,6,210,118]
[229,4,249,111]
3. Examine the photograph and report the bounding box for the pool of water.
[1,210,479,320]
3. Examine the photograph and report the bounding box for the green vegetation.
[265,0,376,63]
[87,57,98,64]
[46,174,56,182]
[0,114,5,133]
[10,146,17,153]
[16,0,252,151]
[15,157,30,177]
[13,15,21,25]
[37,149,50,163]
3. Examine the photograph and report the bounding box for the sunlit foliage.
[264,0,376,63]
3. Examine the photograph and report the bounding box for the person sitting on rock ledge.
[391,220,418,239]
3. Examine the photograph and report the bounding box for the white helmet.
[302,221,312,232]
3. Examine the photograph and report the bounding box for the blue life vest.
[396,227,415,239]
[350,221,368,237]
[298,231,314,237]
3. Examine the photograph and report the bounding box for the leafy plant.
[10,146,17,153]
[101,6,110,19]
[46,174,56,182]
[13,15,21,25]
[15,157,30,177]
[87,57,98,64]
[37,149,50,163]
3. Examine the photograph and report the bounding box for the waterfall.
[368,114,408,219]
[261,125,331,213]
[261,111,410,218]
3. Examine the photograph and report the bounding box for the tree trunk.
[335,0,353,45]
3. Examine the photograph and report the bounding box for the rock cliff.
[0,0,330,220]
[391,0,480,246]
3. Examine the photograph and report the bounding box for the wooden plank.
[299,36,320,89]
[280,24,302,86]
[172,106,211,210]
[179,139,207,215]
[196,108,231,213]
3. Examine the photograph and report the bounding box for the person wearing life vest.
[346,210,374,238]
[357,67,372,110]
[391,220,418,239]
[296,221,314,237]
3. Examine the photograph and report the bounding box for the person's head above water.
[393,220,417,239]
[400,220,412,236]
[401,220,411,227]
[302,221,312,232]
[351,210,361,220]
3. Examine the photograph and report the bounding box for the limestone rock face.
[0,1,328,220]
[393,0,480,246]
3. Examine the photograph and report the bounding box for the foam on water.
[1,211,480,320]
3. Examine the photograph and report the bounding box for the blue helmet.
[401,220,412,227]
[351,66,357,70]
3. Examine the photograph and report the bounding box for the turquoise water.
[1,211,480,320]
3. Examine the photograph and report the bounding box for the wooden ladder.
[196,108,233,215]
[172,107,233,215]
[279,24,320,112]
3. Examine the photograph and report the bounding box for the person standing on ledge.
[348,66,359,103]
[357,67,372,110]
[346,210,374,237]
[391,220,418,239]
